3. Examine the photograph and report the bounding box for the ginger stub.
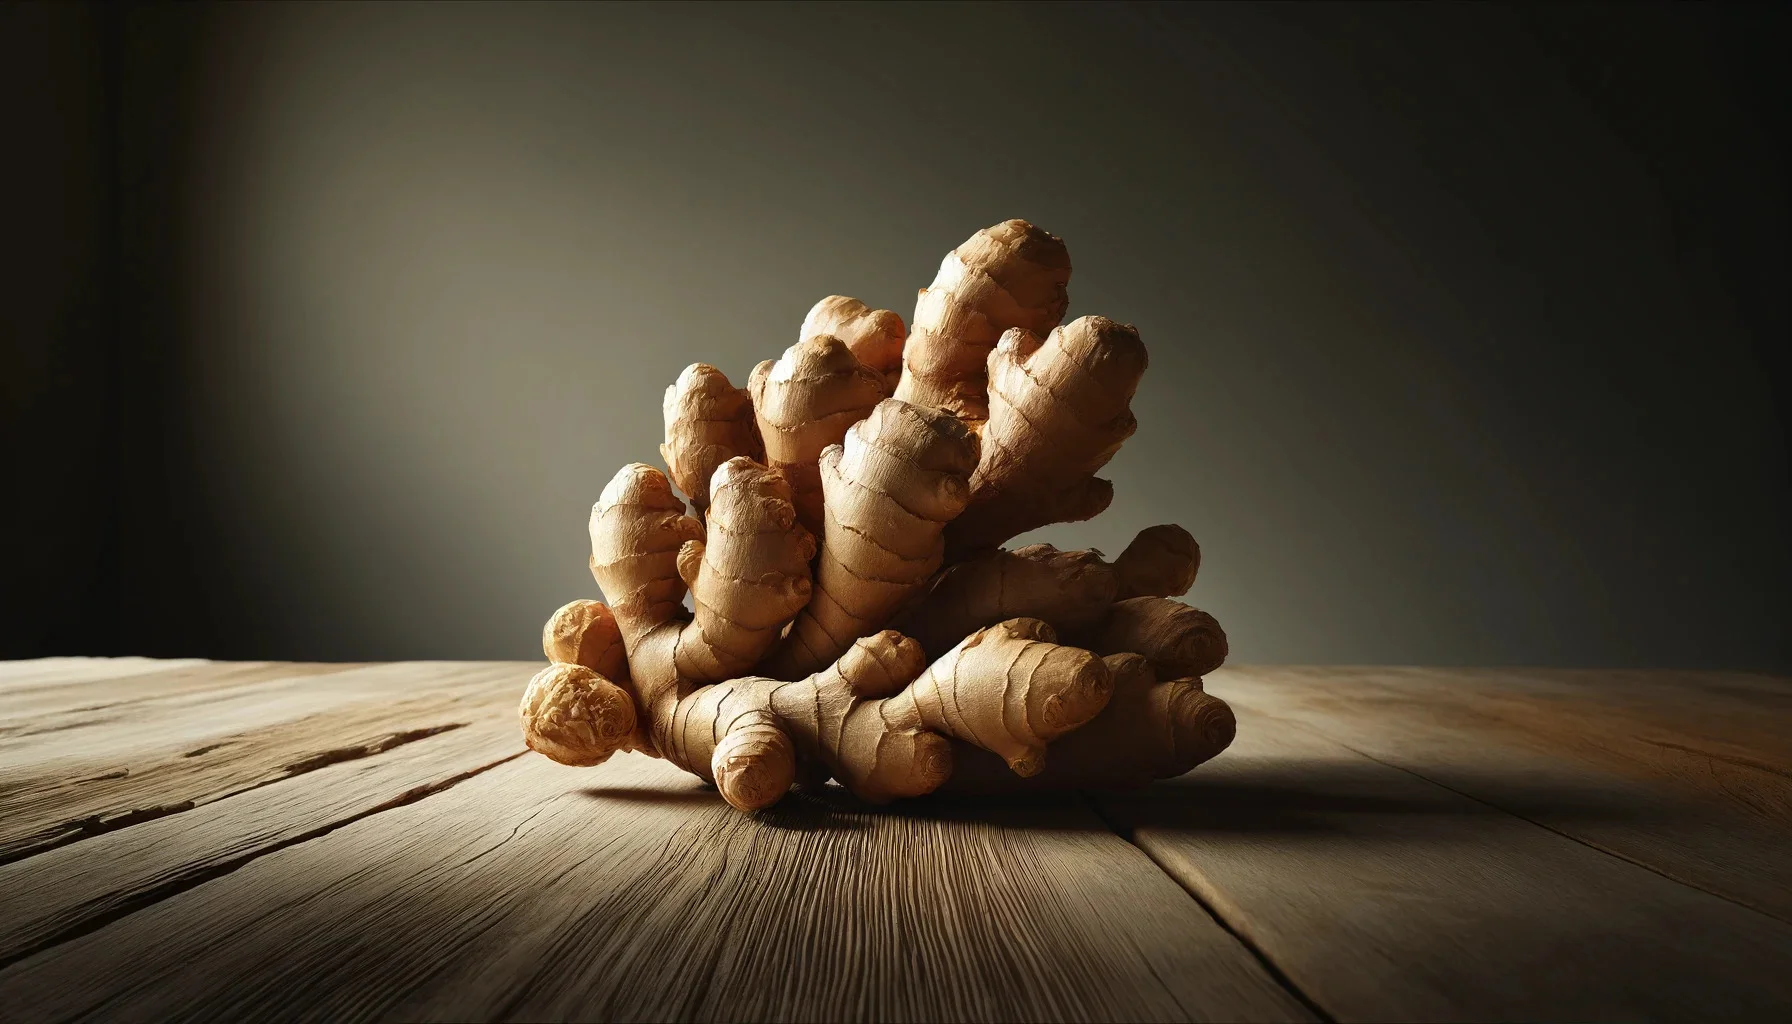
[523,218,1236,811]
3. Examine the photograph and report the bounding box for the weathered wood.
[0,660,357,723]
[0,717,524,967]
[0,657,209,694]
[1097,678,1792,1022]
[6,658,1791,1022]
[0,660,515,766]
[0,661,527,862]
[1223,665,1792,921]
[1225,667,1792,824]
[0,750,1312,1024]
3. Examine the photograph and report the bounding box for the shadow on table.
[573,757,1660,838]
[576,785,717,807]
[1093,758,1664,838]
[573,781,878,831]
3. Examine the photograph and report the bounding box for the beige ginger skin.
[520,219,1236,811]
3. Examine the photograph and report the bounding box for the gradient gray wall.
[11,2,1789,670]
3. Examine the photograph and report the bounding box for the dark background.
[4,1,1787,671]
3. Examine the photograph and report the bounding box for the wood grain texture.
[1223,665,1792,922]
[0,657,209,694]
[1228,666,1792,822]
[0,716,524,968]
[0,661,526,862]
[0,749,1311,1024]
[1098,674,1792,1022]
[6,658,1792,1023]
[0,660,356,723]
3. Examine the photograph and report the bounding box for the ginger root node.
[519,663,637,767]
[712,713,798,812]
[1114,524,1201,599]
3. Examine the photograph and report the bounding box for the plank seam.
[0,722,474,868]
[0,662,372,725]
[1293,722,1792,929]
[0,749,527,973]
[1082,795,1337,1023]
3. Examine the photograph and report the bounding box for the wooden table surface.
[1,658,1788,1022]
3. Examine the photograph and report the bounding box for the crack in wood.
[1082,794,1339,1023]
[1302,723,1792,929]
[276,724,468,777]
[76,770,130,782]
[0,750,527,973]
[0,802,201,866]
[1639,737,1792,781]
[0,722,474,867]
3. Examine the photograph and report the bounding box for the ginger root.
[942,654,1234,793]
[1114,524,1200,600]
[541,599,629,681]
[889,525,1204,659]
[519,663,638,767]
[802,295,906,391]
[748,335,887,536]
[947,316,1147,556]
[894,219,1071,430]
[763,398,979,679]
[660,363,763,517]
[523,219,1239,812]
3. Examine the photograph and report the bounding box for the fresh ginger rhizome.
[520,220,1233,811]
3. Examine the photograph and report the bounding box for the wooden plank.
[0,661,530,862]
[0,716,524,968]
[0,657,209,693]
[1096,679,1792,1022]
[0,660,360,726]
[0,660,517,766]
[0,750,1313,1023]
[1229,667,1792,822]
[1224,666,1792,921]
